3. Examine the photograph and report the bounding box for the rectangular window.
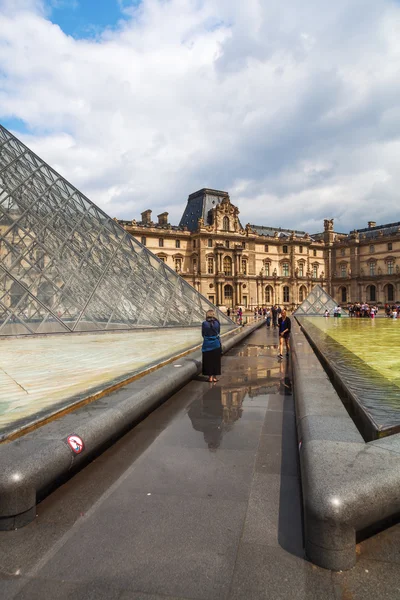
[158,256,166,263]
[193,240,196,248]
[299,246,303,253]
[370,262,375,276]
[175,258,182,272]
[388,260,394,275]
[265,262,270,276]
[158,238,164,247]
[193,258,197,271]
[208,239,213,248]
[208,295,215,304]
[298,264,304,277]
[141,236,146,246]
[282,263,289,277]
[341,265,346,278]
[313,249,317,257]
[264,244,269,252]
[341,248,345,256]
[313,265,318,278]
[283,245,288,253]
[283,286,290,302]
[207,258,214,274]
[175,239,180,249]
[242,259,247,275]
[388,242,392,251]
[370,244,375,253]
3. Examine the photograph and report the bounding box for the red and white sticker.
[66,434,84,454]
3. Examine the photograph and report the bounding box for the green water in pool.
[303,317,400,388]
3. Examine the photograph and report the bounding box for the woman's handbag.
[210,324,223,354]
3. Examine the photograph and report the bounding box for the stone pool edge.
[0,319,264,531]
[292,318,400,571]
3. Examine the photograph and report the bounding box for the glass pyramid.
[0,124,233,336]
[294,284,343,316]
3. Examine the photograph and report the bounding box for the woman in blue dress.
[202,309,221,382]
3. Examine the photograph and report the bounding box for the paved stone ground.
[1,326,399,600]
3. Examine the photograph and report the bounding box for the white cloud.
[0,0,400,232]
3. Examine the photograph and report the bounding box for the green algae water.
[299,317,400,437]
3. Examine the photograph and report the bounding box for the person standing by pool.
[202,309,222,382]
[278,309,291,359]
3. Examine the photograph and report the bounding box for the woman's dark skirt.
[202,348,221,376]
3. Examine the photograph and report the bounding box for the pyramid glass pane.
[0,124,234,336]
[294,285,344,316]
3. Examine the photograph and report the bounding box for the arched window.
[37,282,54,308]
[10,281,25,308]
[368,285,376,302]
[223,216,229,231]
[207,257,214,274]
[265,285,273,304]
[224,284,234,307]
[283,286,290,302]
[340,287,347,303]
[299,285,307,302]
[385,283,394,302]
[223,256,232,276]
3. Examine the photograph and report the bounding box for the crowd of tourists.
[347,303,400,318]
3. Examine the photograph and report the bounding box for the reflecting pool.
[298,317,400,438]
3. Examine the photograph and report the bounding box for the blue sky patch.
[47,0,142,39]
[1,117,30,135]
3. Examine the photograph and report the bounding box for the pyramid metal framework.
[294,284,340,316]
[0,124,233,336]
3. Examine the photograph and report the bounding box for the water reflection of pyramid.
[0,124,232,336]
[294,285,339,316]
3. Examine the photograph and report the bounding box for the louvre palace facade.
[119,188,400,310]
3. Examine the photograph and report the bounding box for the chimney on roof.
[141,209,152,224]
[157,212,168,226]
[368,221,376,229]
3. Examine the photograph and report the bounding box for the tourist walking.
[278,309,291,359]
[201,309,221,382]
[272,305,278,328]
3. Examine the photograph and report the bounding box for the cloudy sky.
[1,0,400,233]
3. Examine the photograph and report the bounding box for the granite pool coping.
[292,319,400,571]
[0,319,264,531]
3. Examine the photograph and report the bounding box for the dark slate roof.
[179,188,243,232]
[353,221,400,240]
[250,224,315,240]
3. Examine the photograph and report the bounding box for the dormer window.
[283,245,288,253]
[223,216,229,231]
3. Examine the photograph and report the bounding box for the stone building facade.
[118,188,400,310]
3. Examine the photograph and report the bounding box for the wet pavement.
[1,325,400,600]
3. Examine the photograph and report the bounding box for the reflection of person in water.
[187,386,243,451]
[279,359,292,395]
